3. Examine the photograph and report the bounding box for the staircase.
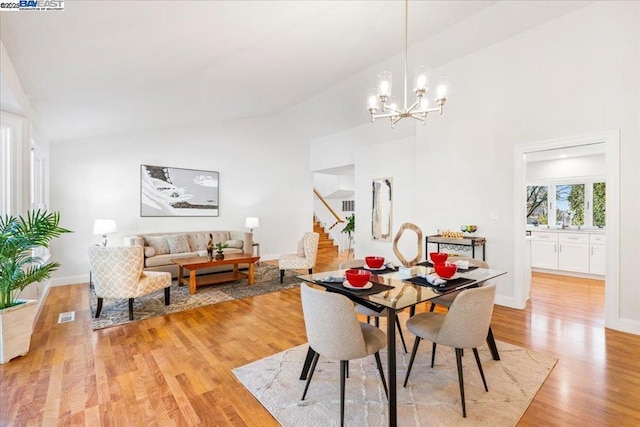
[314,219,338,256]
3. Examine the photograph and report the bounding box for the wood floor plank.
[1,251,639,426]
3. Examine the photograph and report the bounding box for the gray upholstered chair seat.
[300,283,388,426]
[404,284,497,418]
[405,313,445,339]
[361,323,387,353]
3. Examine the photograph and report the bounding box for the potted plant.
[342,214,355,259]
[214,242,228,260]
[0,210,70,364]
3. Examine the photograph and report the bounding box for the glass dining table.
[297,264,508,427]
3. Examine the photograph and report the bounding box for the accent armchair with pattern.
[278,232,319,283]
[87,246,172,321]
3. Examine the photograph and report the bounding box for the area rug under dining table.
[233,339,557,426]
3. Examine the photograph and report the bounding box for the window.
[527,185,548,225]
[527,181,605,228]
[592,182,606,227]
[556,184,584,226]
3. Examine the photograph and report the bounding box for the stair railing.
[312,188,351,251]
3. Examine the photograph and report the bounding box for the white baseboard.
[608,317,640,336]
[532,268,604,280]
[51,275,88,287]
[495,294,522,309]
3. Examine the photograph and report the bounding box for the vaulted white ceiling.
[0,1,591,143]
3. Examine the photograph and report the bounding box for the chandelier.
[367,0,449,127]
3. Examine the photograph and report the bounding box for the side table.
[425,235,486,261]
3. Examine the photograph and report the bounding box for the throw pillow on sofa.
[225,239,243,249]
[144,246,156,257]
[145,236,170,255]
[166,234,191,254]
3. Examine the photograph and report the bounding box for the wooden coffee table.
[171,253,260,295]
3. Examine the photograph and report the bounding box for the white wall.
[309,1,640,332]
[49,116,312,284]
[412,1,638,320]
[527,154,605,182]
[353,136,417,263]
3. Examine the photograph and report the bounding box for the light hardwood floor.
[1,252,639,426]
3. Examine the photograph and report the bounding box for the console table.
[425,235,487,261]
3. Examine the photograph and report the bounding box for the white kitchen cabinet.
[558,233,589,273]
[530,231,605,276]
[531,232,558,269]
[589,234,606,275]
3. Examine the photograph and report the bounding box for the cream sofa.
[124,231,253,278]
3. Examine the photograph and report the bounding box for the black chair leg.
[95,297,103,318]
[403,337,421,387]
[164,287,170,305]
[429,303,437,312]
[128,298,134,321]
[431,342,437,368]
[340,360,347,427]
[308,268,313,274]
[374,317,380,327]
[395,317,408,353]
[455,348,466,417]
[473,348,488,392]
[346,360,349,378]
[302,352,320,400]
[279,269,284,283]
[374,352,388,398]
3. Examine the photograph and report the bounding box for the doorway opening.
[514,130,620,330]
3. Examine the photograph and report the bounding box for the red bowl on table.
[345,269,371,287]
[365,256,385,269]
[430,252,448,264]
[434,262,458,279]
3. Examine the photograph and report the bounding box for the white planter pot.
[0,299,37,364]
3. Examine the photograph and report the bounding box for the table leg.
[387,308,397,427]
[486,326,500,361]
[300,347,317,380]
[177,266,184,286]
[248,262,255,285]
[189,270,196,295]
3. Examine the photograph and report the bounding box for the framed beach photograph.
[372,177,392,241]
[140,164,219,217]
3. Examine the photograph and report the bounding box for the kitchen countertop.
[528,227,605,234]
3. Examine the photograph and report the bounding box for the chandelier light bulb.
[377,71,392,98]
[436,77,449,101]
[367,88,380,112]
[413,65,429,94]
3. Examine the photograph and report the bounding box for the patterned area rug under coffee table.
[233,340,557,426]
[89,263,300,330]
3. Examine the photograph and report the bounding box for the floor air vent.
[58,311,75,324]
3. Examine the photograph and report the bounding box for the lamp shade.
[93,219,117,235]
[244,217,259,229]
